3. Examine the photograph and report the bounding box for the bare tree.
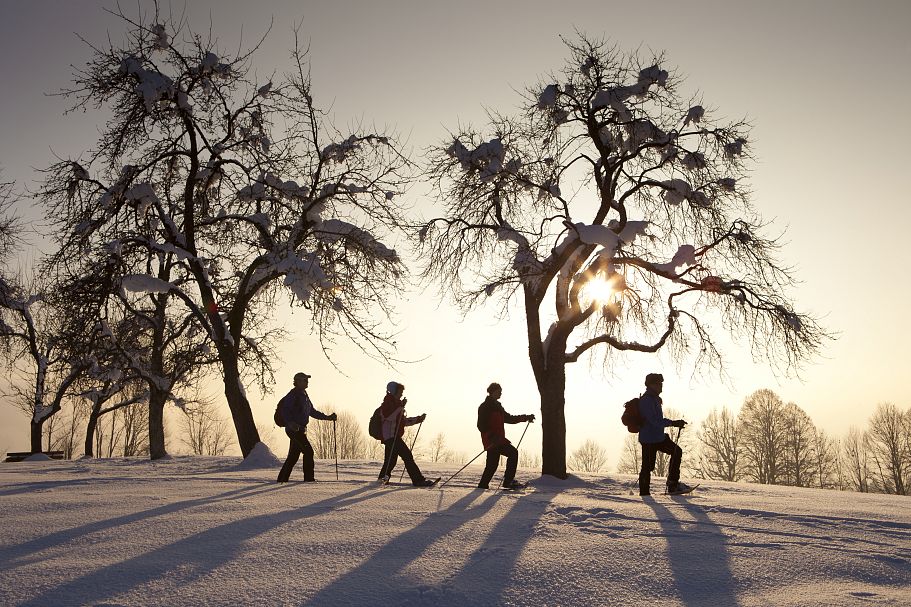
[568,439,608,473]
[738,389,788,484]
[616,434,641,474]
[842,426,871,493]
[695,406,740,481]
[420,35,828,478]
[0,274,97,453]
[428,432,448,463]
[813,429,841,490]
[46,399,89,459]
[519,450,542,470]
[178,396,233,456]
[865,402,908,495]
[307,409,364,460]
[781,402,817,487]
[40,7,410,459]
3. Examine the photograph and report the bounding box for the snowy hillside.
[1,456,909,606]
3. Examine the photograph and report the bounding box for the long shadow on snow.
[304,487,554,607]
[1,481,284,568]
[645,497,740,607]
[439,489,554,606]
[14,484,381,607]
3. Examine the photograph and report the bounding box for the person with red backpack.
[477,382,535,490]
[276,372,337,483]
[637,373,690,496]
[377,381,436,486]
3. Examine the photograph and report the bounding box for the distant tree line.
[611,388,909,496]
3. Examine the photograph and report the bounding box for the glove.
[287,421,301,432]
[419,413,427,422]
[673,419,687,428]
[526,414,536,423]
[329,413,338,422]
[402,397,408,406]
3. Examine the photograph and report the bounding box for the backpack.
[368,406,383,441]
[621,397,642,433]
[274,401,285,427]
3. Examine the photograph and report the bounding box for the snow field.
[1,457,909,606]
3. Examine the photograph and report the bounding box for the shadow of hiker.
[2,481,284,568]
[439,490,555,606]
[305,486,556,607]
[14,484,382,607]
[645,497,740,607]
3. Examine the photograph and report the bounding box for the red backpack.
[621,397,642,433]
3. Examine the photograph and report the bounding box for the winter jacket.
[637,389,673,444]
[279,388,332,430]
[477,396,527,450]
[380,393,421,441]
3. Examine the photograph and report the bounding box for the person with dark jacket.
[637,372,690,495]
[377,381,436,486]
[477,382,535,490]
[277,372,337,483]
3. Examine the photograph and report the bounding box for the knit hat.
[386,381,400,394]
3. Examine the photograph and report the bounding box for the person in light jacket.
[637,373,690,495]
[277,372,336,483]
[377,381,435,486]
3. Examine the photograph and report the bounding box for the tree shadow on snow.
[305,488,554,607]
[644,498,740,607]
[12,484,382,607]
[1,481,284,569]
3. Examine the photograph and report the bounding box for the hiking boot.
[378,475,390,484]
[415,477,439,487]
[477,484,489,490]
[667,482,693,494]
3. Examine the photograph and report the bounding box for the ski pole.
[497,419,532,491]
[333,418,339,481]
[438,448,487,489]
[398,419,423,483]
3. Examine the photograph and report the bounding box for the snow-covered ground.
[1,455,909,607]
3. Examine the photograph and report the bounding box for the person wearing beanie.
[476,382,535,490]
[377,381,436,486]
[637,373,690,495]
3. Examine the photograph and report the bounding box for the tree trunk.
[148,388,168,460]
[539,368,567,479]
[30,420,43,453]
[220,350,260,457]
[84,407,100,458]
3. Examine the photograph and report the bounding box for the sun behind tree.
[420,34,830,479]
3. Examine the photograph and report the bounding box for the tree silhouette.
[421,35,828,478]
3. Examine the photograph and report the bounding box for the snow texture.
[121,274,174,294]
[1,458,908,606]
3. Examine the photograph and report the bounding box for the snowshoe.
[501,480,527,491]
[666,482,698,495]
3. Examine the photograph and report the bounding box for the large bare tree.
[738,389,788,484]
[696,406,741,481]
[865,402,908,495]
[40,7,410,457]
[420,35,828,478]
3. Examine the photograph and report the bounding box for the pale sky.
[1,0,909,466]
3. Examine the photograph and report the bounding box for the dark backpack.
[274,401,285,427]
[621,397,642,433]
[368,406,383,441]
